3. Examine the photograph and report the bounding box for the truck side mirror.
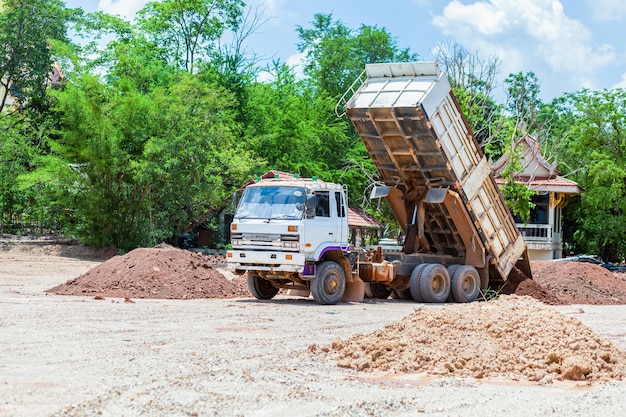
[305,194,316,218]
[370,186,390,199]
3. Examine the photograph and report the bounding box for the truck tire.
[364,282,392,299]
[450,265,480,303]
[311,261,346,305]
[409,264,430,302]
[247,273,279,300]
[419,263,450,303]
[446,265,461,302]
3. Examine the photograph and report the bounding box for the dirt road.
[1,250,625,417]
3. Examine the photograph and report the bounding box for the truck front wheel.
[311,261,346,305]
[247,273,279,300]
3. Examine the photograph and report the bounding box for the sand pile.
[47,247,250,300]
[313,295,626,383]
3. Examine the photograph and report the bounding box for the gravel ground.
[1,252,626,417]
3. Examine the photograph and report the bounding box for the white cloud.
[248,0,294,27]
[433,0,508,36]
[612,73,626,89]
[256,52,305,83]
[97,0,150,20]
[286,52,305,75]
[588,0,626,22]
[432,0,616,90]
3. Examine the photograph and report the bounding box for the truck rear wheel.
[450,265,480,303]
[419,264,450,303]
[364,282,392,299]
[409,264,430,302]
[446,265,461,302]
[311,261,346,305]
[247,273,279,300]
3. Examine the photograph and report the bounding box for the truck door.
[333,189,349,245]
[313,191,336,245]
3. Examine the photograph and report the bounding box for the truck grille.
[231,233,299,250]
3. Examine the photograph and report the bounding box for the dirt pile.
[47,247,250,300]
[314,295,626,383]
[531,261,626,305]
[499,261,626,305]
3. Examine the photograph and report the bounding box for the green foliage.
[505,72,541,127]
[137,0,245,73]
[0,0,77,233]
[243,63,352,178]
[0,0,70,112]
[297,13,418,98]
[497,142,536,223]
[0,110,70,234]
[553,89,626,261]
[0,121,28,231]
[44,69,254,250]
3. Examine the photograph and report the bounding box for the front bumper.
[227,250,306,273]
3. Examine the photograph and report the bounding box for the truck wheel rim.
[325,275,339,295]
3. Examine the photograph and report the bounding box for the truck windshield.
[235,186,306,220]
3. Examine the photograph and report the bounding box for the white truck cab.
[227,175,356,304]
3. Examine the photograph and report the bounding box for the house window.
[529,193,549,224]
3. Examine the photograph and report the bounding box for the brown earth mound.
[531,261,626,305]
[314,295,626,383]
[47,247,250,300]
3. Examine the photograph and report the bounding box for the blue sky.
[66,0,626,101]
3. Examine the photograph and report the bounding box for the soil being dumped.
[47,247,250,300]
[314,295,626,383]
[500,266,561,305]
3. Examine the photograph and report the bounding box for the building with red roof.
[492,135,583,260]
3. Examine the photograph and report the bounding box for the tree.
[0,0,70,113]
[555,89,626,261]
[0,0,78,233]
[244,62,349,177]
[137,0,244,73]
[433,42,504,155]
[505,71,541,131]
[297,13,417,99]
[42,61,256,250]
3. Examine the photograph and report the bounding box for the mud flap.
[342,274,365,302]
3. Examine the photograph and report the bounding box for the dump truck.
[227,61,532,305]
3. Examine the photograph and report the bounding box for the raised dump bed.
[339,61,531,286]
